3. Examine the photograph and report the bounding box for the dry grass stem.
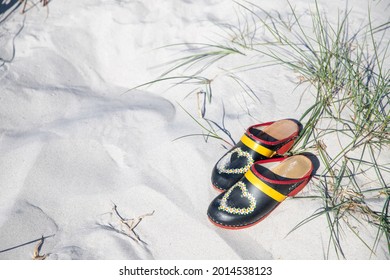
[112,204,155,243]
[32,236,47,260]
[19,0,49,14]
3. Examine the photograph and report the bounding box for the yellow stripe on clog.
[245,170,286,202]
[240,134,276,158]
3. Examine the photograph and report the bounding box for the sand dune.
[0,0,388,260]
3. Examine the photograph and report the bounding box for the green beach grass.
[134,1,389,258]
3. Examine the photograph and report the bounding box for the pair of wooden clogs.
[208,119,315,229]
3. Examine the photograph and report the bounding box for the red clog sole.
[212,184,225,193]
[208,180,309,230]
[207,203,280,230]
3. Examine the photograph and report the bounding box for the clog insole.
[255,155,312,181]
[251,119,298,142]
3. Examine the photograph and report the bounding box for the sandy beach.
[0,0,389,260]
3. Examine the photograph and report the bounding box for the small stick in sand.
[196,90,206,118]
[316,139,327,151]
[32,235,47,260]
[112,204,155,242]
[19,0,49,14]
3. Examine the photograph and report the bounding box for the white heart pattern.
[218,181,256,215]
[217,147,254,174]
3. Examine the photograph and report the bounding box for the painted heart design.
[217,147,254,175]
[218,182,256,215]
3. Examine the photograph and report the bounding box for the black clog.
[211,119,301,192]
[208,155,314,229]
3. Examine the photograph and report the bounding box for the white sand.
[0,0,388,259]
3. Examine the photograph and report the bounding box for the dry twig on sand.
[32,235,47,260]
[111,204,154,243]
